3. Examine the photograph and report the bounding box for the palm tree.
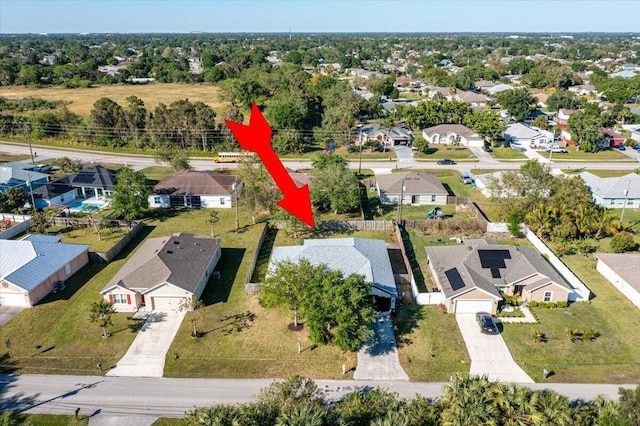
[535,390,573,426]
[179,296,205,337]
[594,208,622,239]
[275,401,325,426]
[89,299,116,338]
[525,205,553,239]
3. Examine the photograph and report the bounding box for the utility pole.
[358,133,363,175]
[25,122,35,165]
[397,177,405,222]
[234,175,240,232]
[27,173,36,210]
[620,179,631,223]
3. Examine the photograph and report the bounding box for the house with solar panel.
[268,238,398,311]
[0,235,89,307]
[426,239,574,314]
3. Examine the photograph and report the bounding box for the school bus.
[213,152,255,163]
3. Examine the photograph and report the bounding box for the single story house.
[595,253,640,310]
[579,172,640,209]
[631,127,640,142]
[533,93,549,108]
[602,128,625,147]
[31,179,77,209]
[355,123,415,146]
[474,172,506,198]
[426,239,574,314]
[474,80,496,91]
[610,70,637,78]
[453,90,491,107]
[376,172,448,206]
[556,109,575,125]
[485,84,514,95]
[0,235,89,307]
[503,123,554,149]
[524,110,551,125]
[269,238,398,311]
[101,233,221,312]
[0,162,49,194]
[68,165,118,200]
[150,171,242,209]
[568,84,597,95]
[422,124,484,148]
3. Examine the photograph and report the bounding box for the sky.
[1,0,639,34]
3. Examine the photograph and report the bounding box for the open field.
[501,253,640,383]
[0,83,229,118]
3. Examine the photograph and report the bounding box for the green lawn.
[46,225,130,253]
[0,152,30,163]
[17,414,88,425]
[140,165,174,186]
[501,253,640,383]
[540,145,632,161]
[490,147,527,160]
[415,146,476,161]
[0,229,151,375]
[395,304,470,381]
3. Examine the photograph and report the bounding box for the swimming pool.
[68,201,105,213]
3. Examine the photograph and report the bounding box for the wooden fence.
[88,221,144,263]
[317,220,395,231]
[47,217,136,229]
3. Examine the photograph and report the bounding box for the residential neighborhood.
[1,26,640,424]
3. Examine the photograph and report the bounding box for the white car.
[546,147,567,154]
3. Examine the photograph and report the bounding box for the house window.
[220,198,225,205]
[543,291,553,302]
[610,199,614,205]
[154,196,161,204]
[64,263,71,275]
[112,294,127,304]
[431,195,436,202]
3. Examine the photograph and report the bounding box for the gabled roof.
[504,123,546,140]
[376,172,448,196]
[269,238,397,298]
[426,239,571,299]
[579,172,640,199]
[422,124,482,140]
[0,236,89,291]
[101,233,221,294]
[68,165,118,189]
[154,171,239,196]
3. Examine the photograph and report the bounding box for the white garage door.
[151,297,184,311]
[454,300,493,314]
[0,292,29,307]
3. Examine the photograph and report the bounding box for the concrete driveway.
[0,306,24,328]
[107,311,185,378]
[354,312,409,380]
[456,314,533,383]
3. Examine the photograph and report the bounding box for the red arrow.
[225,103,315,228]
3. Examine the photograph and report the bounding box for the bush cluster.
[528,301,568,309]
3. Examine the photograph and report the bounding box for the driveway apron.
[456,314,534,383]
[107,311,185,377]
[354,312,409,380]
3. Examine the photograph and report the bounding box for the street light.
[24,122,35,165]
[397,177,406,222]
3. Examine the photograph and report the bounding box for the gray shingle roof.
[376,172,448,196]
[0,236,89,291]
[154,171,239,196]
[595,253,640,293]
[69,166,118,189]
[579,172,640,199]
[269,238,397,298]
[102,233,221,294]
[426,240,571,299]
[421,124,482,141]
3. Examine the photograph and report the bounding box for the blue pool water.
[68,202,105,213]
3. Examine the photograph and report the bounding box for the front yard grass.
[500,253,640,383]
[414,146,476,161]
[0,228,151,375]
[395,304,470,381]
[490,147,527,160]
[539,145,632,161]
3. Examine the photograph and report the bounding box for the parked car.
[476,312,498,335]
[632,144,640,151]
[30,164,53,173]
[483,145,493,153]
[546,147,567,153]
[459,173,474,184]
[437,159,456,165]
[615,144,626,151]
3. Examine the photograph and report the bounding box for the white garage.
[0,291,28,307]
[454,300,494,314]
[151,296,186,311]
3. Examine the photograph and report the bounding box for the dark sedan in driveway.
[476,312,498,334]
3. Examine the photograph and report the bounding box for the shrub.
[610,231,637,253]
[532,330,546,343]
[529,301,539,308]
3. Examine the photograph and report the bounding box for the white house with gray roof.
[595,253,640,310]
[426,239,574,314]
[101,233,221,312]
[268,238,398,311]
[0,235,89,307]
[422,124,484,148]
[376,172,448,206]
[503,123,554,148]
[579,172,640,209]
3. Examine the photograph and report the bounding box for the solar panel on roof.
[73,172,95,184]
[445,268,466,291]
[478,249,512,279]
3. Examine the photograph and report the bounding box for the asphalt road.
[1,141,638,174]
[0,374,636,418]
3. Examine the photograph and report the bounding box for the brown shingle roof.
[154,171,239,196]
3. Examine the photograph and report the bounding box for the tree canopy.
[109,168,151,221]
